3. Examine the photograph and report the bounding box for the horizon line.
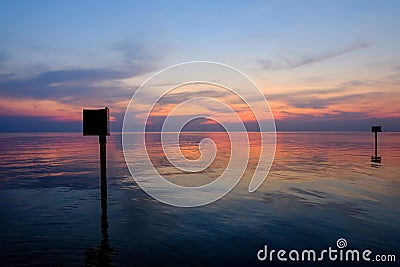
[0,130,398,133]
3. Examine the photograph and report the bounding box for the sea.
[0,132,399,266]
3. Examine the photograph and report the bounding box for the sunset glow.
[0,1,399,131]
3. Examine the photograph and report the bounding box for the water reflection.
[370,162,381,168]
[0,132,399,266]
[85,199,114,266]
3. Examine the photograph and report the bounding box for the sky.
[0,0,399,132]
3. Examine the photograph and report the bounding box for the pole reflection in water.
[85,199,114,267]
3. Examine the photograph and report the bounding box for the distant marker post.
[371,125,382,163]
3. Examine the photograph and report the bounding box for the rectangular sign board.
[371,126,382,132]
[83,107,110,136]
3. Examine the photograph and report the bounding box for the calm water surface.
[0,132,399,266]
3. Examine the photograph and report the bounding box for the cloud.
[0,40,162,109]
[272,91,383,109]
[0,40,163,127]
[0,69,133,105]
[266,78,387,110]
[0,52,7,63]
[0,41,162,127]
[261,41,370,70]
[113,40,160,68]
[0,73,14,79]
[267,87,342,100]
[155,89,231,105]
[144,110,400,132]
[144,115,260,132]
[265,73,400,125]
[278,110,368,121]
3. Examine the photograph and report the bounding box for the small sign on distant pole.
[371,125,382,163]
[83,107,110,212]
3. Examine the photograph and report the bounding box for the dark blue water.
[0,132,399,266]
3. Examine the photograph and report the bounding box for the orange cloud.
[0,97,81,121]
